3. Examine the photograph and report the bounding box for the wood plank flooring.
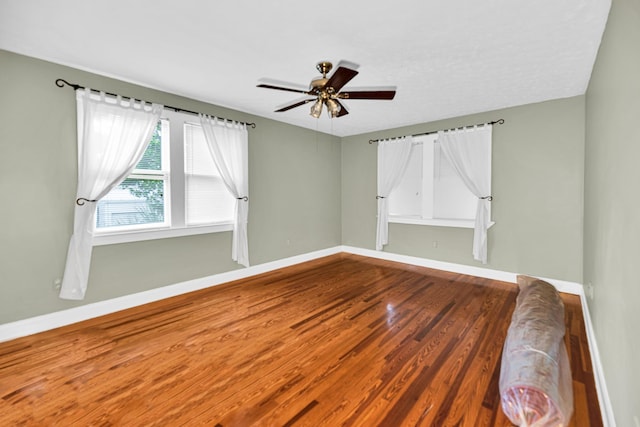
[0,253,602,426]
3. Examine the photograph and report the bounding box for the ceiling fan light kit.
[257,60,396,119]
[325,98,341,118]
[310,99,323,118]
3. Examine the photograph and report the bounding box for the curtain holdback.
[76,197,98,206]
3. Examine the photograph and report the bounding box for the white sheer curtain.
[199,114,249,267]
[376,136,414,251]
[59,89,163,300]
[438,125,493,264]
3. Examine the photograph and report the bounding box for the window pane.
[96,178,165,228]
[433,144,477,220]
[136,121,162,171]
[185,174,235,225]
[388,143,423,217]
[184,124,234,225]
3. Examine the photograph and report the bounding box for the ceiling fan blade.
[274,98,316,112]
[257,83,310,95]
[325,64,359,92]
[338,89,396,100]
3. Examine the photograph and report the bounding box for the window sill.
[93,223,234,246]
[388,216,495,229]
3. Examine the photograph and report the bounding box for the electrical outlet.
[633,415,639,427]
[585,282,594,299]
[432,240,438,248]
[53,278,61,291]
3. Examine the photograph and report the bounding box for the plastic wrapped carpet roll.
[499,275,574,426]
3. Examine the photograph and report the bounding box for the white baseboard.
[340,245,584,296]
[0,245,610,426]
[579,293,616,427]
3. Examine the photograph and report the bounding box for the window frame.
[92,109,234,246]
[387,133,494,229]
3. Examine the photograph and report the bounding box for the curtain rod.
[368,118,504,144]
[55,78,256,129]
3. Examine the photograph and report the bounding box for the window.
[94,110,235,245]
[387,133,492,228]
[96,120,170,230]
[184,123,235,225]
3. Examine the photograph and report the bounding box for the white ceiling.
[0,0,611,137]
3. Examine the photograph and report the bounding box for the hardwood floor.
[0,254,602,426]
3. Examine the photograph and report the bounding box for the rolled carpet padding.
[499,275,574,426]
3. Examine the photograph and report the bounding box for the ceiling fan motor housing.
[309,77,328,91]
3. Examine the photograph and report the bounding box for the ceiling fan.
[257,61,396,118]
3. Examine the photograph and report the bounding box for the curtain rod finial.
[55,78,81,90]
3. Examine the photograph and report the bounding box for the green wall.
[342,97,585,283]
[0,50,341,323]
[584,0,640,423]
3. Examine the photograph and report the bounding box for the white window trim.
[388,215,495,229]
[92,109,234,246]
[92,222,233,246]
